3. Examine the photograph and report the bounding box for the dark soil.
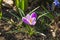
[0,0,60,40]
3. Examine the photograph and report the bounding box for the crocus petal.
[22,17,30,24]
[26,14,31,20]
[31,21,36,25]
[22,12,37,25]
[30,17,36,25]
[32,17,36,21]
[31,12,37,18]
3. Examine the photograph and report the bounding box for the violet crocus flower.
[53,0,60,7]
[22,12,37,25]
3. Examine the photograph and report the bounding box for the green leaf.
[0,0,2,4]
[45,12,54,19]
[25,25,35,36]
[21,0,24,11]
[0,0,2,19]
[9,11,20,20]
[37,12,49,19]
[0,12,2,19]
[15,0,28,12]
[41,5,48,12]
[18,8,25,17]
[29,6,40,14]
[15,0,20,8]
[6,30,20,33]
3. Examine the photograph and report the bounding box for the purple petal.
[32,17,36,21]
[22,17,29,24]
[31,21,36,25]
[30,20,36,25]
[31,12,37,18]
[26,14,31,20]
[30,17,36,25]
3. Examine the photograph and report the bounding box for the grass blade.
[37,12,49,19]
[29,6,40,14]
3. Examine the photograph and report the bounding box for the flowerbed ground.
[0,0,60,40]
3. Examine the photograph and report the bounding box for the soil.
[0,0,60,40]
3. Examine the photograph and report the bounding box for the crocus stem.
[26,25,34,36]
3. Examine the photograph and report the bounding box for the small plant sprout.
[22,12,37,25]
